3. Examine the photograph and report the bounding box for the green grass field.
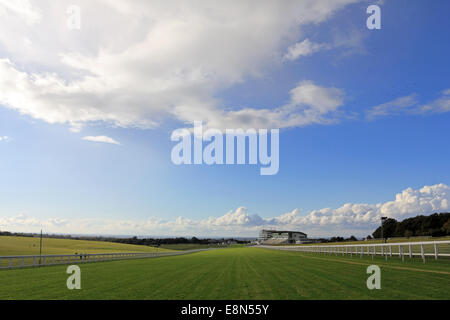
[0,247,448,300]
[159,243,227,250]
[0,236,170,256]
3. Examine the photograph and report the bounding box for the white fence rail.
[257,240,450,262]
[0,249,212,270]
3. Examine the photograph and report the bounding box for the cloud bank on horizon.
[2,183,449,237]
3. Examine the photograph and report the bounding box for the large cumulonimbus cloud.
[0,0,361,132]
[2,183,449,237]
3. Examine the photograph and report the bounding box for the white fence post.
[434,243,438,260]
[421,244,425,263]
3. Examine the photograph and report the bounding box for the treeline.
[327,235,358,242]
[106,236,249,246]
[0,231,250,246]
[372,212,450,239]
[0,231,36,237]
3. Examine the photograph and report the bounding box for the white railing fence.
[0,249,213,270]
[257,240,450,263]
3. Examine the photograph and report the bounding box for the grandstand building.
[259,229,308,244]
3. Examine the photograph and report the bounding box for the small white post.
[421,244,425,263]
[434,243,438,260]
[389,245,392,257]
[409,244,412,258]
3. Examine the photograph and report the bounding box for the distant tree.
[372,213,450,238]
[330,236,344,242]
[441,218,450,235]
[372,218,397,239]
[191,237,200,243]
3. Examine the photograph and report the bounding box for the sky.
[0,0,449,238]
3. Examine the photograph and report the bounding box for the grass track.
[0,247,448,300]
[0,236,170,255]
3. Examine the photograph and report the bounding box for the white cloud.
[366,95,418,120]
[0,0,361,131]
[283,27,367,62]
[0,0,41,25]
[417,89,450,114]
[0,135,10,142]
[284,39,329,61]
[2,184,448,237]
[176,80,345,131]
[366,90,450,120]
[82,135,120,145]
[289,80,344,114]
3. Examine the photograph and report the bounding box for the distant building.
[259,229,309,244]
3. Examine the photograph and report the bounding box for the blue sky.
[0,0,449,237]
